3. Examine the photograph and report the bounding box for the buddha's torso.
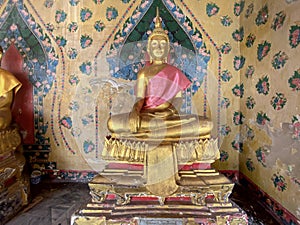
[138,63,177,112]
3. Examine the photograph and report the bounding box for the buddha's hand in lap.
[129,110,140,133]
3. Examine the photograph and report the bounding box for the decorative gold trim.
[0,127,21,154]
[102,137,220,164]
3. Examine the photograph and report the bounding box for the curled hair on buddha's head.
[147,7,170,63]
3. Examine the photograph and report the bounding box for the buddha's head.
[147,8,170,64]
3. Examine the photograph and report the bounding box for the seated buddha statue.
[96,10,221,198]
[0,46,22,151]
[107,10,212,142]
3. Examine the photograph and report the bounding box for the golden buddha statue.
[96,9,220,198]
[107,9,213,141]
[0,46,22,152]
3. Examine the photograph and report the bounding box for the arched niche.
[0,2,58,144]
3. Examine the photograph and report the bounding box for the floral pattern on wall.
[288,68,300,91]
[271,11,286,31]
[289,24,300,48]
[257,40,271,61]
[271,51,288,69]
[255,4,268,26]
[272,174,287,192]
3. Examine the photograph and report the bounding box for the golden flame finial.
[155,7,162,29]
[151,7,167,36]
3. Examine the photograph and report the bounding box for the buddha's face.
[148,36,169,62]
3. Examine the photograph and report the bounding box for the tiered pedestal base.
[72,201,247,225]
[72,163,248,225]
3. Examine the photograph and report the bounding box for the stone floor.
[5,181,281,225]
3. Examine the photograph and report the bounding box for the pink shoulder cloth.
[144,64,191,109]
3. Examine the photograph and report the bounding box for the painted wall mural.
[239,0,300,223]
[0,0,299,222]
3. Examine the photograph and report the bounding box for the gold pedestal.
[89,167,233,206]
[72,136,248,224]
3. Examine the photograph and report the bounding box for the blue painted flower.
[245,65,255,78]
[255,5,269,26]
[246,33,256,48]
[246,158,255,171]
[233,55,245,71]
[289,24,300,48]
[221,97,230,109]
[46,23,54,32]
[80,8,93,22]
[206,3,219,17]
[232,83,244,98]
[257,41,271,61]
[234,0,245,16]
[233,111,244,125]
[220,15,232,26]
[246,96,256,109]
[81,114,94,126]
[245,125,255,140]
[68,22,78,32]
[231,134,243,152]
[79,61,92,75]
[272,174,287,192]
[232,27,244,42]
[256,75,270,95]
[288,69,300,91]
[272,51,288,69]
[270,93,287,110]
[67,48,78,59]
[245,3,254,18]
[94,20,105,32]
[220,125,231,136]
[256,147,268,167]
[256,111,270,125]
[220,150,229,162]
[221,70,232,82]
[291,115,300,140]
[69,101,79,111]
[55,10,67,23]
[106,6,118,21]
[69,0,80,6]
[69,74,80,85]
[271,11,286,31]
[44,0,54,8]
[59,116,72,129]
[220,42,232,54]
[55,36,67,47]
[83,140,95,153]
[80,35,93,48]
